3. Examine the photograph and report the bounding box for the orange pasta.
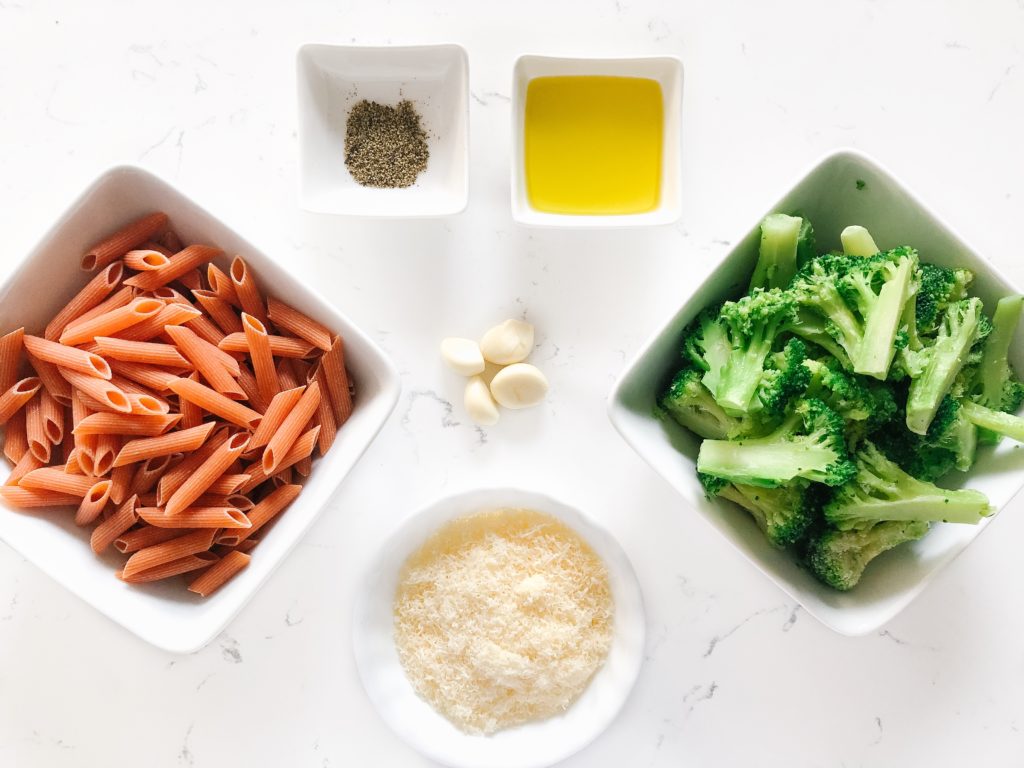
[124,245,223,292]
[74,479,111,525]
[267,297,333,352]
[161,229,184,253]
[179,373,204,429]
[24,335,111,380]
[59,369,132,413]
[109,462,134,505]
[73,412,181,437]
[24,393,49,462]
[94,336,191,368]
[207,263,240,307]
[0,327,25,391]
[262,381,319,474]
[311,364,337,456]
[167,377,261,429]
[164,324,244,399]
[234,362,268,413]
[45,263,125,341]
[59,298,164,346]
[3,410,28,464]
[119,552,219,583]
[204,473,251,495]
[126,393,169,416]
[121,528,216,579]
[156,428,231,503]
[232,484,301,544]
[177,268,203,292]
[114,303,202,343]
[242,313,278,404]
[239,426,319,493]
[164,433,249,516]
[229,256,267,324]
[39,388,64,445]
[248,386,304,450]
[193,290,243,335]
[188,550,251,596]
[138,505,251,529]
[26,353,73,406]
[114,525,189,554]
[82,212,169,271]
[0,377,41,425]
[128,453,177,497]
[0,486,81,507]
[91,494,139,553]
[113,422,215,467]
[20,466,101,496]
[5,451,44,486]
[93,433,119,476]
[106,360,180,392]
[321,335,354,426]
[276,358,300,391]
[219,332,315,359]
[69,285,137,331]
[125,248,171,270]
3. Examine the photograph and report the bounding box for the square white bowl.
[608,148,1024,635]
[297,43,469,217]
[0,165,401,653]
[511,55,683,228]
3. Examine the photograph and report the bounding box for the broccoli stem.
[697,438,839,488]
[961,400,1024,443]
[980,295,1024,408]
[827,496,990,527]
[716,334,773,415]
[854,256,914,380]
[840,225,879,257]
[749,214,802,292]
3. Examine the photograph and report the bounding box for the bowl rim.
[294,41,470,218]
[605,145,1024,634]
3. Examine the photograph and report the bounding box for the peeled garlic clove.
[465,375,500,426]
[479,319,534,365]
[441,337,485,376]
[489,363,548,409]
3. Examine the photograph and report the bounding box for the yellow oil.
[524,75,664,215]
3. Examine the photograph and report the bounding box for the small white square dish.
[511,54,683,228]
[352,487,645,768]
[0,165,401,653]
[296,43,469,217]
[608,148,1024,635]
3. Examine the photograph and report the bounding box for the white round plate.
[352,487,646,768]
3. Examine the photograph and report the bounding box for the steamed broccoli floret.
[697,398,856,488]
[915,263,973,335]
[904,297,988,434]
[869,413,959,483]
[749,214,803,292]
[925,396,977,471]
[713,480,815,548]
[789,254,863,365]
[681,304,732,396]
[805,357,898,429]
[966,295,1024,443]
[796,217,816,269]
[787,308,854,369]
[823,441,992,530]
[807,520,930,591]
[757,337,811,417]
[961,400,1024,444]
[836,247,918,380]
[661,368,744,440]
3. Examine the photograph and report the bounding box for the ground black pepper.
[344,99,430,188]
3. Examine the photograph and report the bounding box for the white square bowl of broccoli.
[608,148,1024,635]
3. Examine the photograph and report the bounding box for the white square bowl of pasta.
[0,165,401,652]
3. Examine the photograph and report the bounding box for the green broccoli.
[961,400,1024,444]
[804,357,898,428]
[757,337,811,417]
[661,368,744,440]
[749,214,803,292]
[823,441,992,530]
[967,295,1024,443]
[789,254,863,365]
[697,398,856,488]
[840,225,880,257]
[915,263,973,335]
[807,520,930,591]
[796,217,816,270]
[715,481,815,548]
[925,396,977,471]
[681,304,732,397]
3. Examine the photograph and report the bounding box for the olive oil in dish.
[523,75,664,215]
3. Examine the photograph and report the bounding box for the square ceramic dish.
[608,148,1024,635]
[0,165,401,653]
[296,43,469,217]
[511,54,683,228]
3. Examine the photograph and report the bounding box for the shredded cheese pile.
[393,508,614,735]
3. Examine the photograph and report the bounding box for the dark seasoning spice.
[344,99,430,188]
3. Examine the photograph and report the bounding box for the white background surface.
[1,1,1023,766]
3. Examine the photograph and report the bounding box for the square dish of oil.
[511,55,683,228]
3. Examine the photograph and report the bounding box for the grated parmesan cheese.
[393,508,614,735]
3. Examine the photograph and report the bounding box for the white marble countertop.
[2,1,1024,766]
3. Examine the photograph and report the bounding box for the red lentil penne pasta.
[114,303,202,343]
[229,256,268,324]
[113,422,215,467]
[106,360,180,392]
[207,263,240,307]
[179,373,204,429]
[124,245,223,292]
[0,377,41,426]
[124,249,170,271]
[44,263,124,341]
[63,448,82,474]
[164,432,249,516]
[294,455,312,478]
[59,298,164,346]
[73,412,181,437]
[23,335,111,380]
[119,551,219,583]
[276,358,300,391]
[121,528,216,579]
[167,377,261,429]
[126,393,169,416]
[273,466,294,486]
[0,486,81,507]
[321,335,354,426]
[193,290,243,335]
[242,313,278,404]
[138,505,251,529]
[234,362,268,413]
[94,336,191,368]
[232,484,301,544]
[59,369,132,413]
[68,285,136,331]
[5,450,44,486]
[248,386,304,450]
[18,467,97,496]
[262,381,320,474]
[239,426,319,493]
[26,354,73,406]
[109,462,134,505]
[310,365,337,456]
[218,332,316,359]
[24,393,50,462]
[161,229,184,253]
[128,453,177,497]
[0,327,25,391]
[204,473,251,496]
[114,524,190,554]
[74,479,111,525]
[91,494,139,553]
[3,410,28,464]
[177,268,203,292]
[142,241,174,257]
[93,433,119,476]
[188,550,251,596]
[164,324,245,399]
[39,388,64,445]
[81,212,169,271]
[156,428,231,503]
[266,296,333,352]
[70,390,97,474]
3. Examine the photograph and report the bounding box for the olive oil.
[524,75,664,215]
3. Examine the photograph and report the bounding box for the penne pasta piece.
[164,433,249,516]
[119,552,219,583]
[93,433,119,476]
[82,212,169,271]
[5,450,44,486]
[276,357,300,391]
[24,393,49,462]
[234,362,268,413]
[179,373,204,429]
[161,229,184,253]
[0,327,25,391]
[239,426,319,493]
[207,263,240,307]
[70,390,97,475]
[272,466,294,487]
[114,422,215,467]
[64,449,82,474]
[39,388,64,445]
[204,473,251,495]
[106,360,180,392]
[60,298,164,346]
[188,550,251,596]
[229,256,268,324]
[157,429,231,503]
[94,336,191,368]
[193,290,243,335]
[109,462,134,505]
[248,386,304,450]
[0,486,81,508]
[266,296,333,352]
[20,466,101,496]
[114,303,202,343]
[114,524,190,554]
[294,455,312,478]
[177,268,203,292]
[23,335,111,380]
[242,313,278,404]
[219,332,316,359]
[167,377,261,429]
[59,368,132,413]
[138,505,251,529]
[121,528,217,579]
[128,453,176,497]
[74,480,111,525]
[45,264,125,342]
[262,381,320,474]
[163,324,245,399]
[73,412,181,437]
[127,393,169,416]
[141,241,174,257]
[3,410,28,464]
[91,494,139,553]
[60,416,76,463]
[67,285,136,331]
[124,245,223,292]
[321,335,354,426]
[310,365,337,456]
[0,377,41,426]
[26,353,73,406]
[123,249,171,271]
[195,493,255,512]
[232,484,301,544]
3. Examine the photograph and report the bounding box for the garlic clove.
[489,363,548,409]
[441,337,486,377]
[465,375,500,426]
[479,319,534,365]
